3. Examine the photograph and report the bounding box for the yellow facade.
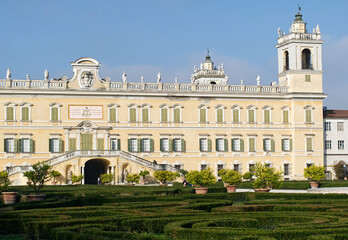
[1,12,326,185]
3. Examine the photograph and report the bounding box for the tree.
[186,168,216,187]
[333,161,345,180]
[126,174,140,184]
[0,171,11,192]
[153,170,180,184]
[179,169,189,177]
[50,170,62,183]
[252,163,283,189]
[23,162,53,194]
[139,170,150,180]
[304,165,326,182]
[219,169,242,186]
[71,175,84,184]
[100,173,114,184]
[243,172,253,180]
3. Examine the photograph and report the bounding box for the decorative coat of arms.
[80,71,94,88]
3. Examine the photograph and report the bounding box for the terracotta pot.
[27,194,46,202]
[194,187,209,194]
[104,182,111,185]
[159,183,168,186]
[51,181,57,185]
[2,192,17,204]
[254,188,271,193]
[310,182,319,189]
[127,183,135,186]
[226,185,237,193]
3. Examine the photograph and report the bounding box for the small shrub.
[50,170,62,183]
[71,175,84,184]
[100,173,114,184]
[243,172,253,180]
[333,161,345,180]
[0,171,11,192]
[126,174,140,184]
[139,170,150,180]
[304,165,326,182]
[252,163,283,189]
[186,168,216,187]
[218,169,242,186]
[23,161,53,193]
[153,171,179,184]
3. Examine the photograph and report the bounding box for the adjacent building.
[1,10,326,185]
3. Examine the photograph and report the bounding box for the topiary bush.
[218,169,242,186]
[186,168,216,187]
[153,171,180,184]
[304,165,326,182]
[23,161,53,193]
[71,175,84,184]
[100,173,114,184]
[126,174,140,184]
[252,163,283,189]
[243,172,253,181]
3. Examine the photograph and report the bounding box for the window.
[232,109,239,123]
[283,50,289,71]
[69,139,76,151]
[160,138,170,152]
[20,138,32,153]
[217,164,224,176]
[109,108,116,122]
[324,122,331,131]
[232,138,244,152]
[142,108,149,122]
[199,138,211,152]
[249,138,256,152]
[6,106,14,121]
[129,107,137,122]
[338,140,345,150]
[306,163,313,168]
[305,108,313,123]
[263,138,274,152]
[50,102,61,122]
[200,164,207,171]
[249,164,255,173]
[337,122,344,131]
[80,134,92,151]
[264,109,270,123]
[200,108,207,123]
[174,165,181,171]
[110,138,120,150]
[248,109,255,123]
[216,138,227,152]
[4,138,16,153]
[161,108,168,122]
[216,108,223,123]
[21,107,29,121]
[302,49,311,70]
[233,164,240,172]
[282,110,289,124]
[97,139,104,151]
[142,138,150,152]
[173,139,181,152]
[306,138,313,151]
[325,140,332,150]
[129,138,138,152]
[282,138,292,152]
[284,164,290,176]
[265,163,271,168]
[49,138,62,153]
[305,75,311,82]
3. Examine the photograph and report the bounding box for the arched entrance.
[84,159,108,184]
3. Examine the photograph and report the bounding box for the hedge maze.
[1,186,348,240]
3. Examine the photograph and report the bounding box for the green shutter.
[109,108,116,122]
[97,139,104,150]
[217,109,223,123]
[233,109,239,123]
[51,108,58,121]
[181,139,185,152]
[283,110,289,123]
[18,139,22,153]
[161,109,168,122]
[306,109,312,123]
[169,139,173,152]
[30,139,34,153]
[307,138,313,151]
[128,139,131,152]
[130,108,136,122]
[200,109,206,122]
[22,107,29,121]
[281,139,284,151]
[59,139,63,152]
[174,109,180,122]
[150,139,154,152]
[290,139,293,152]
[4,139,7,152]
[81,134,92,150]
[271,139,275,152]
[224,139,228,152]
[208,139,212,152]
[69,139,76,151]
[240,139,244,152]
[142,108,149,122]
[249,109,254,123]
[232,139,235,151]
[199,139,203,152]
[264,110,270,123]
[117,139,121,150]
[137,139,142,152]
[215,139,218,151]
[14,139,18,153]
[49,139,52,152]
[249,138,255,152]
[6,107,14,121]
[160,139,163,152]
[263,139,266,151]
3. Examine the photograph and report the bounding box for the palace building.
[2,11,326,185]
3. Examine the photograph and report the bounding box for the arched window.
[231,105,242,123]
[281,106,290,124]
[198,105,209,123]
[302,49,311,69]
[283,50,289,71]
[173,104,183,123]
[215,105,226,123]
[141,104,152,123]
[49,102,62,122]
[262,106,273,124]
[4,102,18,121]
[20,102,33,122]
[159,104,169,123]
[128,104,138,123]
[247,105,257,123]
[107,103,119,122]
[304,105,315,123]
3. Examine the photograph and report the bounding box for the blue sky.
[0,0,347,109]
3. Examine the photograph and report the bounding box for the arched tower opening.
[301,49,311,69]
[283,51,289,71]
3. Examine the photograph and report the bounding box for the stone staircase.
[7,150,177,176]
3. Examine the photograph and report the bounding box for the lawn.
[1,183,348,239]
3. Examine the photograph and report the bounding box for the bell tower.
[276,9,324,93]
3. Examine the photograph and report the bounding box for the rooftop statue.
[122,72,127,82]
[6,68,11,79]
[44,69,49,80]
[157,72,161,83]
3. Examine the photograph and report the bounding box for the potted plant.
[186,168,216,194]
[139,170,150,184]
[50,170,61,185]
[0,171,17,204]
[304,165,326,189]
[243,171,253,181]
[219,169,242,193]
[23,161,52,201]
[126,173,140,185]
[100,173,114,185]
[252,163,283,192]
[71,174,84,185]
[153,170,180,186]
